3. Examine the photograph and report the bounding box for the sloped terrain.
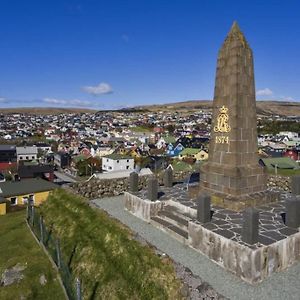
[40,189,182,300]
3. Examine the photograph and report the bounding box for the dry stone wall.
[70,173,291,200]
[70,176,150,199]
[267,175,291,192]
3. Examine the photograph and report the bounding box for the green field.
[266,168,300,176]
[0,210,65,300]
[40,189,182,300]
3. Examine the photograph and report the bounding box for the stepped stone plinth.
[200,22,279,210]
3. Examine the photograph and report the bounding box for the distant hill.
[0,107,97,115]
[136,100,300,117]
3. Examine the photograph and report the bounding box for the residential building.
[16,146,38,162]
[179,148,208,161]
[0,145,17,171]
[0,178,58,213]
[54,152,71,169]
[18,164,54,181]
[102,154,134,172]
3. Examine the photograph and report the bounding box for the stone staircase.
[150,204,192,244]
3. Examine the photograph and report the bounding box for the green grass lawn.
[266,168,300,176]
[0,210,65,300]
[40,189,182,300]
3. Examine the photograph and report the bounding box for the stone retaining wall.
[70,176,150,199]
[188,220,300,284]
[70,173,291,200]
[267,175,291,192]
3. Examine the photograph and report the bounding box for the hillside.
[0,107,97,115]
[40,189,182,299]
[136,100,300,117]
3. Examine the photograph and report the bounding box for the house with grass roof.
[156,135,177,149]
[179,148,208,161]
[259,157,299,170]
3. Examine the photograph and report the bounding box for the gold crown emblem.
[219,105,228,114]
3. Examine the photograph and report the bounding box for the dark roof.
[0,178,58,198]
[18,164,53,178]
[0,145,16,151]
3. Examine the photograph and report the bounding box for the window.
[126,166,129,169]
[32,156,34,159]
[107,159,109,162]
[117,160,119,163]
[26,156,29,160]
[20,156,23,160]
[127,159,129,162]
[10,197,17,205]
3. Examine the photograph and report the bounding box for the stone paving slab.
[135,184,300,249]
[91,195,300,300]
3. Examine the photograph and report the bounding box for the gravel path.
[91,195,300,300]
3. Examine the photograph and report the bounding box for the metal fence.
[27,204,81,300]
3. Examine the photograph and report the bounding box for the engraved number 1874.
[215,136,229,144]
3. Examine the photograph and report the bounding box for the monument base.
[199,188,281,211]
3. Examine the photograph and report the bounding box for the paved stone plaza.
[132,183,299,249]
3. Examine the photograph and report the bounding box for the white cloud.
[43,98,92,107]
[82,82,113,96]
[280,96,295,101]
[256,88,273,96]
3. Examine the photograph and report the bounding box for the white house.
[102,154,134,172]
[16,146,38,162]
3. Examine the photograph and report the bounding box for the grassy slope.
[40,189,182,300]
[0,210,65,300]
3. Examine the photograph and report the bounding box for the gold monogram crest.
[214,105,231,133]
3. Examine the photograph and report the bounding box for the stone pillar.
[196,194,211,223]
[241,207,259,244]
[163,168,173,188]
[200,22,268,210]
[291,175,300,195]
[286,197,300,228]
[129,172,139,193]
[147,177,158,201]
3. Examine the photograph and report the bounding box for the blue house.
[166,143,184,157]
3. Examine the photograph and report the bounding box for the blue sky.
[0,0,299,109]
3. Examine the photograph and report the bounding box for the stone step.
[157,209,189,231]
[165,200,197,219]
[150,216,189,244]
[163,204,195,221]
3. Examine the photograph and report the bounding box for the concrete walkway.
[91,195,300,300]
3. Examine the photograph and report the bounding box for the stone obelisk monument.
[200,22,275,211]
